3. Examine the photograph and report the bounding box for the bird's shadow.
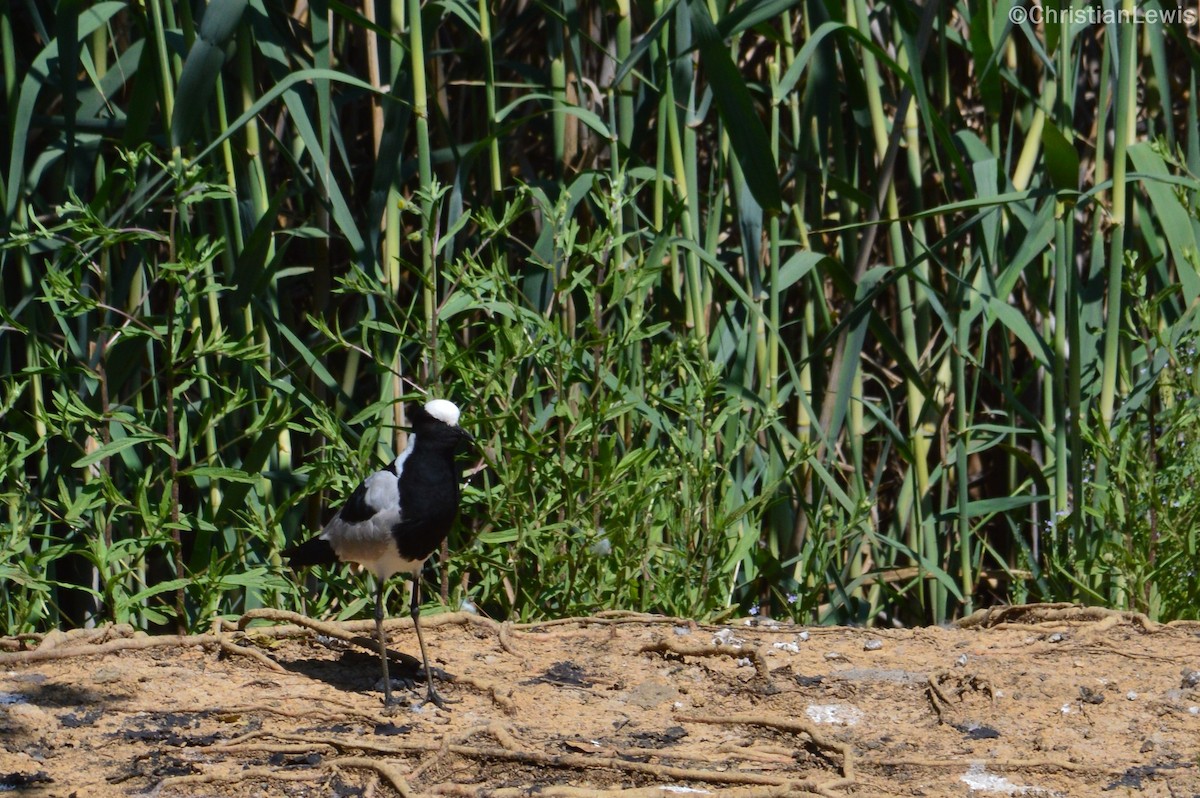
[270,635,453,696]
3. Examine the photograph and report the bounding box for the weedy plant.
[347,176,789,621]
[1073,255,1200,620]
[2,0,1199,634]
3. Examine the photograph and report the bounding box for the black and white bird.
[283,398,473,707]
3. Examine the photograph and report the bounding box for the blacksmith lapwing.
[283,398,473,707]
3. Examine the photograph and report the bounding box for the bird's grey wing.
[334,478,380,525]
[321,468,402,554]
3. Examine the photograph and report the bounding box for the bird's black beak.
[455,426,477,461]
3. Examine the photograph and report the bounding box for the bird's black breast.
[392,447,461,562]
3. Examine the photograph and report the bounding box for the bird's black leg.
[410,576,453,708]
[375,578,396,705]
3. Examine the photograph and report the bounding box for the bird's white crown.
[424,399,461,426]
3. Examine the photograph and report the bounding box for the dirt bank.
[2,604,1199,796]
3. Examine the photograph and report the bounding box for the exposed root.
[714,740,797,764]
[330,756,415,797]
[408,720,520,782]
[676,712,855,788]
[237,607,505,638]
[1,632,196,665]
[212,729,436,757]
[158,756,414,796]
[926,671,994,723]
[430,785,813,797]
[517,611,694,631]
[211,740,335,756]
[0,632,45,652]
[925,675,951,722]
[218,636,286,672]
[151,766,320,792]
[447,673,517,714]
[238,607,378,641]
[0,624,279,674]
[639,637,773,686]
[216,702,383,727]
[497,621,523,658]
[210,729,833,792]
[859,754,1123,775]
[430,743,801,787]
[956,602,1158,632]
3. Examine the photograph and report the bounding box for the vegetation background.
[2,0,1198,635]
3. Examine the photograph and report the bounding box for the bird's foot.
[424,684,459,710]
[376,675,456,710]
[380,694,410,715]
[419,665,459,709]
[376,676,410,706]
[378,683,424,714]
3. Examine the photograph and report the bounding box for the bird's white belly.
[364,547,425,579]
[319,511,420,578]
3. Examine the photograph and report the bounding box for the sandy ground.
[2,603,1199,797]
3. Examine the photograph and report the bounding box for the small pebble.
[798,631,810,642]
[1181,670,1200,688]
[712,628,742,648]
[1126,691,1138,701]
[955,654,969,667]
[864,639,883,651]
[93,667,123,685]
[1048,633,1065,643]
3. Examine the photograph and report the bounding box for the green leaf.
[1129,142,1200,305]
[775,251,832,291]
[1041,121,1080,193]
[184,465,259,484]
[963,495,1047,516]
[170,0,249,146]
[128,578,191,605]
[72,433,163,469]
[968,1,1001,118]
[273,319,344,397]
[986,295,1053,368]
[4,2,125,222]
[688,0,781,214]
[716,0,804,37]
[494,93,612,139]
[478,528,519,545]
